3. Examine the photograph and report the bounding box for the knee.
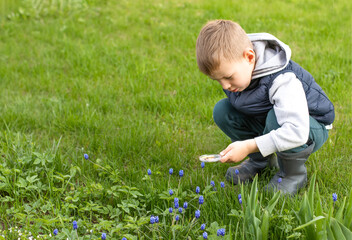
[213,98,233,127]
[264,109,280,133]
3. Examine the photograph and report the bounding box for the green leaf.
[294,216,325,231]
[228,209,242,218]
[335,197,346,223]
[337,219,352,239]
[343,188,352,230]
[308,172,316,210]
[331,218,347,240]
[265,191,280,214]
[315,183,327,240]
[249,175,258,212]
[261,209,269,240]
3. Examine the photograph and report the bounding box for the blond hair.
[196,20,253,75]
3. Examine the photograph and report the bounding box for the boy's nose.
[221,82,231,90]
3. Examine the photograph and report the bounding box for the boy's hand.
[219,139,259,163]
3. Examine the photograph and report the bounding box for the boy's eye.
[224,75,232,80]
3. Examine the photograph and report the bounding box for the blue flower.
[238,194,241,200]
[239,198,242,204]
[220,182,225,188]
[196,186,200,194]
[199,195,204,205]
[155,216,159,223]
[201,223,206,230]
[169,168,173,175]
[201,162,205,168]
[84,154,89,160]
[217,228,225,236]
[169,207,173,213]
[179,170,184,177]
[147,169,152,175]
[183,202,188,209]
[235,169,239,175]
[53,229,58,236]
[174,198,180,208]
[332,193,337,202]
[203,231,208,239]
[150,216,155,224]
[278,178,282,183]
[101,233,106,240]
[195,210,200,219]
[175,215,180,221]
[210,181,215,187]
[169,189,173,195]
[122,238,127,240]
[178,207,183,213]
[73,220,78,230]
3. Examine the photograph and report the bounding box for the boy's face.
[210,48,255,93]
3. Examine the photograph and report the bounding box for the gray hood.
[248,33,292,79]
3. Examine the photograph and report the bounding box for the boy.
[196,20,334,195]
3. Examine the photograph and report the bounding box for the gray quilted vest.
[224,60,335,125]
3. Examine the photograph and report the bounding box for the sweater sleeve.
[254,72,310,157]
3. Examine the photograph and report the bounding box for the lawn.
[0,0,351,239]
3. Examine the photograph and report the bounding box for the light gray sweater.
[248,33,312,157]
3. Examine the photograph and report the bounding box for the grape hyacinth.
[73,221,78,230]
[235,169,239,175]
[332,193,337,202]
[217,228,225,236]
[175,215,180,221]
[84,154,89,160]
[201,162,205,168]
[201,223,206,230]
[169,168,173,175]
[174,198,179,208]
[199,195,204,205]
[210,181,215,187]
[183,202,188,209]
[155,216,159,223]
[178,207,183,214]
[150,216,155,224]
[239,198,243,204]
[53,229,58,236]
[169,189,173,195]
[220,182,225,188]
[203,232,208,239]
[238,194,241,200]
[278,178,282,183]
[195,210,200,219]
[101,233,106,240]
[122,238,127,240]
[147,169,152,175]
[179,170,184,177]
[169,207,173,213]
[196,186,200,194]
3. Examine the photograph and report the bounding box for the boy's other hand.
[219,139,259,163]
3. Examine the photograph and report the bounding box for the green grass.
[0,0,351,239]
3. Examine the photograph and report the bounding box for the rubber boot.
[225,153,278,185]
[265,142,315,195]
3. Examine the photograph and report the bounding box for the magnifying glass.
[199,154,222,162]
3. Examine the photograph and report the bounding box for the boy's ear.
[243,48,255,63]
